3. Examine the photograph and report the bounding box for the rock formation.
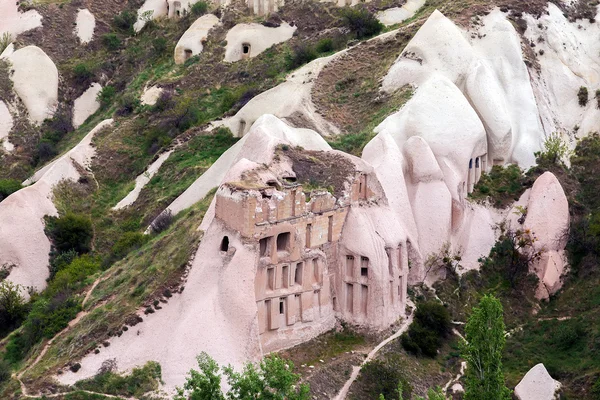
[224,23,296,62]
[0,1,42,37]
[521,172,569,300]
[72,83,102,128]
[376,0,425,26]
[515,363,561,400]
[74,9,96,44]
[3,46,58,125]
[174,14,220,64]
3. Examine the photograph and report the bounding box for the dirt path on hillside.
[333,300,415,400]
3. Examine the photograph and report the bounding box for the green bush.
[0,358,10,384]
[358,360,412,400]
[102,33,121,50]
[75,361,162,397]
[341,8,383,39]
[578,86,589,107]
[152,37,168,55]
[535,132,571,167]
[401,301,451,357]
[45,213,93,255]
[117,93,140,116]
[46,255,100,297]
[73,63,94,84]
[112,10,137,34]
[470,164,528,208]
[48,249,78,280]
[316,38,335,53]
[5,294,80,364]
[0,281,28,337]
[191,1,208,16]
[285,43,318,71]
[97,86,116,108]
[0,179,21,201]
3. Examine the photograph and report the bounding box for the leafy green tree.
[44,213,93,254]
[176,353,309,400]
[462,295,511,400]
[0,280,28,336]
[175,352,224,400]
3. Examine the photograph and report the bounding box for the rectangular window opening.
[277,232,291,252]
[294,262,303,285]
[267,268,275,291]
[282,265,289,288]
[305,223,312,248]
[328,216,333,242]
[279,298,285,314]
[346,255,354,278]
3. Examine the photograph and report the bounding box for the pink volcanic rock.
[523,172,569,299]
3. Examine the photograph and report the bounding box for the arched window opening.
[220,236,229,252]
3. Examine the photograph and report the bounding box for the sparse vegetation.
[75,360,162,397]
[535,132,571,167]
[44,213,93,255]
[97,86,116,108]
[0,280,28,337]
[578,86,589,107]
[102,33,121,51]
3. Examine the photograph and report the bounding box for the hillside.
[1,0,600,399]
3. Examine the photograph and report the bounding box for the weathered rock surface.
[376,0,425,26]
[523,172,569,299]
[224,23,296,62]
[174,14,219,64]
[74,9,96,44]
[0,1,42,37]
[140,85,163,106]
[72,83,102,128]
[5,46,58,124]
[515,363,561,400]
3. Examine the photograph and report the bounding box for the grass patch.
[74,361,161,397]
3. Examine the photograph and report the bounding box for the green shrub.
[285,43,318,71]
[97,86,116,108]
[152,37,168,55]
[341,8,383,39]
[0,358,10,385]
[5,294,80,364]
[102,33,121,50]
[401,301,450,357]
[316,38,335,53]
[48,249,78,280]
[112,10,137,34]
[0,281,28,337]
[578,86,589,107]
[596,89,600,109]
[73,63,94,84]
[535,132,571,167]
[117,93,140,116]
[551,321,586,350]
[358,360,412,400]
[191,1,208,16]
[75,361,162,397]
[45,213,93,255]
[0,179,21,201]
[47,255,100,297]
[470,164,527,208]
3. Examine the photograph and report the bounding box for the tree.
[462,295,511,400]
[175,352,224,400]
[176,353,310,400]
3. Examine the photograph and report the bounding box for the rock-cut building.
[211,147,409,352]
